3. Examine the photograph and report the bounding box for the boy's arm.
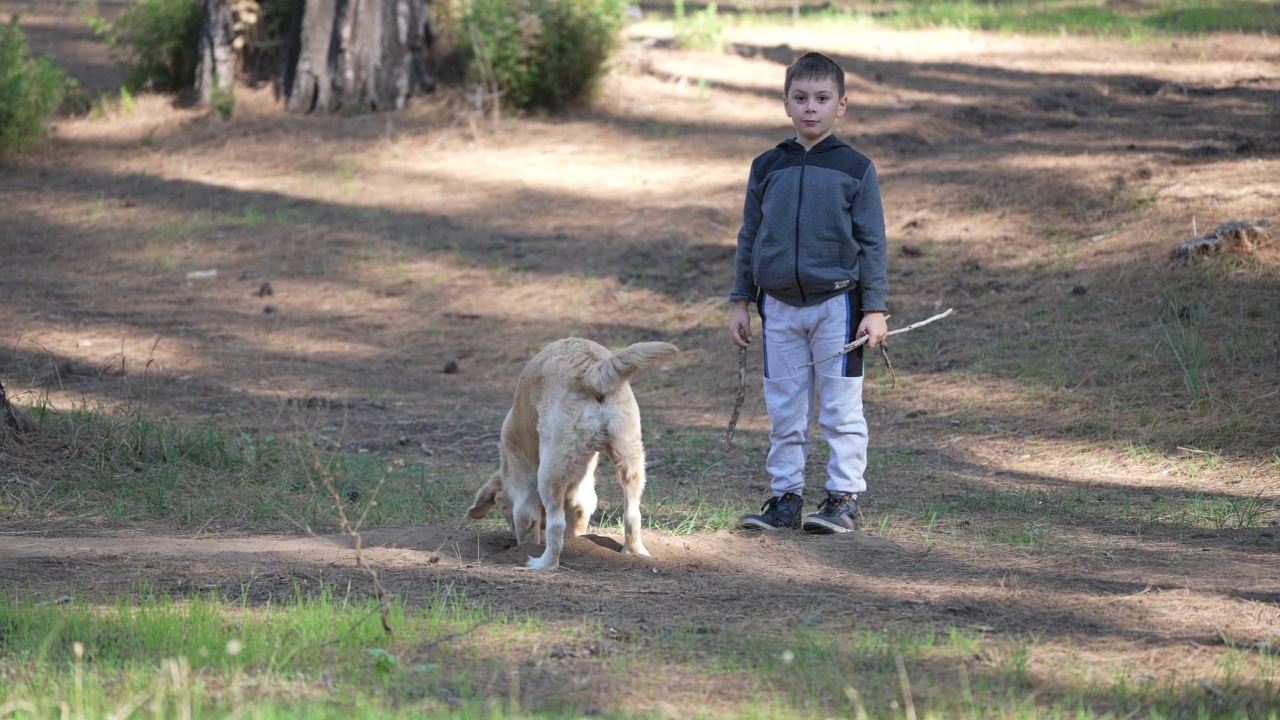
[729,168,762,347]
[729,164,763,306]
[851,162,888,314]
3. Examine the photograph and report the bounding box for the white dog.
[467,337,679,571]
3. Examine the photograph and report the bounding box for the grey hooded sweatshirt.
[730,135,888,312]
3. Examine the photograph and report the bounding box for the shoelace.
[817,494,850,514]
[760,493,798,513]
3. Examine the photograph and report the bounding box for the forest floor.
[2,1,1280,714]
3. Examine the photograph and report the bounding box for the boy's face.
[784,76,847,150]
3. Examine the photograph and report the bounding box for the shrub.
[673,0,725,52]
[0,15,76,154]
[451,0,626,113]
[89,85,137,119]
[86,0,203,92]
[210,73,235,118]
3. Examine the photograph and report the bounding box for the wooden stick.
[794,308,955,369]
[724,346,747,452]
[879,342,896,389]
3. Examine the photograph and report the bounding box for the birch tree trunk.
[284,0,433,114]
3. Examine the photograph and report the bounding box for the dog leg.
[527,452,594,571]
[526,484,567,572]
[507,478,543,545]
[567,453,599,537]
[607,442,650,557]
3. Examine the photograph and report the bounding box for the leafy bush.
[451,0,626,112]
[0,15,76,154]
[89,85,137,119]
[673,0,725,52]
[87,0,202,92]
[210,73,235,118]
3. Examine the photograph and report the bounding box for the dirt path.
[4,523,1278,683]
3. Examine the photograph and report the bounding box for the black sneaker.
[803,492,859,534]
[740,492,803,530]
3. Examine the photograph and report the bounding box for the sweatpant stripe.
[842,292,865,379]
[758,290,770,379]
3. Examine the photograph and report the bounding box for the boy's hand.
[729,300,753,348]
[858,311,888,348]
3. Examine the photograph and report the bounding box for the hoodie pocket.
[799,239,857,292]
[751,235,795,292]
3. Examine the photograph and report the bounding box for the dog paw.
[526,555,559,572]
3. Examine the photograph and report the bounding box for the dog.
[467,337,679,571]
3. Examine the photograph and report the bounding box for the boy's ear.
[837,95,849,117]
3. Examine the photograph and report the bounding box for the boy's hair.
[784,52,846,99]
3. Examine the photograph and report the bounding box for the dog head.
[466,474,515,527]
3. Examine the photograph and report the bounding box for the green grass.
[735,0,1280,38]
[1161,298,1206,408]
[587,428,749,534]
[0,583,530,719]
[148,204,318,249]
[18,391,1272,542]
[2,397,755,534]
[0,396,484,530]
[4,586,1278,718]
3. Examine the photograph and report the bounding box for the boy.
[728,51,888,534]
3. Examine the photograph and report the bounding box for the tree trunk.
[196,0,237,105]
[0,381,33,438]
[284,0,433,114]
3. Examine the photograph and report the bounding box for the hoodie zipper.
[792,146,809,306]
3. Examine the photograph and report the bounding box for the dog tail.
[585,341,679,395]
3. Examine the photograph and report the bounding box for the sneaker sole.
[802,517,854,534]
[740,518,790,531]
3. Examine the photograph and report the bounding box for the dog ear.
[467,476,501,519]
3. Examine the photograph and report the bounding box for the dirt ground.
[2,0,1280,704]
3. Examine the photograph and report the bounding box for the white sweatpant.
[760,293,868,498]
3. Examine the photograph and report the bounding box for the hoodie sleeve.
[729,162,763,304]
[852,162,888,313]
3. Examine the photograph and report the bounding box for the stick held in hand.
[794,308,955,369]
[724,346,747,452]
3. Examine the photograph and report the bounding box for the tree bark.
[285,0,433,115]
[196,0,237,105]
[0,381,33,438]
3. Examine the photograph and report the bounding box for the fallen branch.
[1172,219,1270,260]
[794,308,956,369]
